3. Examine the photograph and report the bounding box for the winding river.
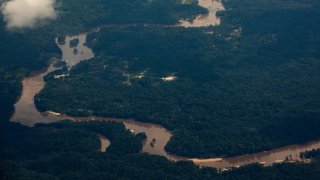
[10,0,320,170]
[180,0,225,27]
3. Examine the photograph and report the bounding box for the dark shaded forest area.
[1,121,320,179]
[37,0,320,157]
[1,0,320,179]
[0,0,203,123]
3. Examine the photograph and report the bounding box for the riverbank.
[10,0,320,170]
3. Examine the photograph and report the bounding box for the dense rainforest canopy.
[1,121,320,179]
[1,0,320,179]
[36,0,320,157]
[0,0,203,122]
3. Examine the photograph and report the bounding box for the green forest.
[1,0,320,179]
[1,121,320,179]
[0,0,203,123]
[36,0,320,157]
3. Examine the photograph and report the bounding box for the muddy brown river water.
[10,0,320,170]
[179,0,225,27]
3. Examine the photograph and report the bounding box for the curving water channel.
[10,0,320,170]
[179,0,225,27]
[11,32,320,169]
[10,62,62,125]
